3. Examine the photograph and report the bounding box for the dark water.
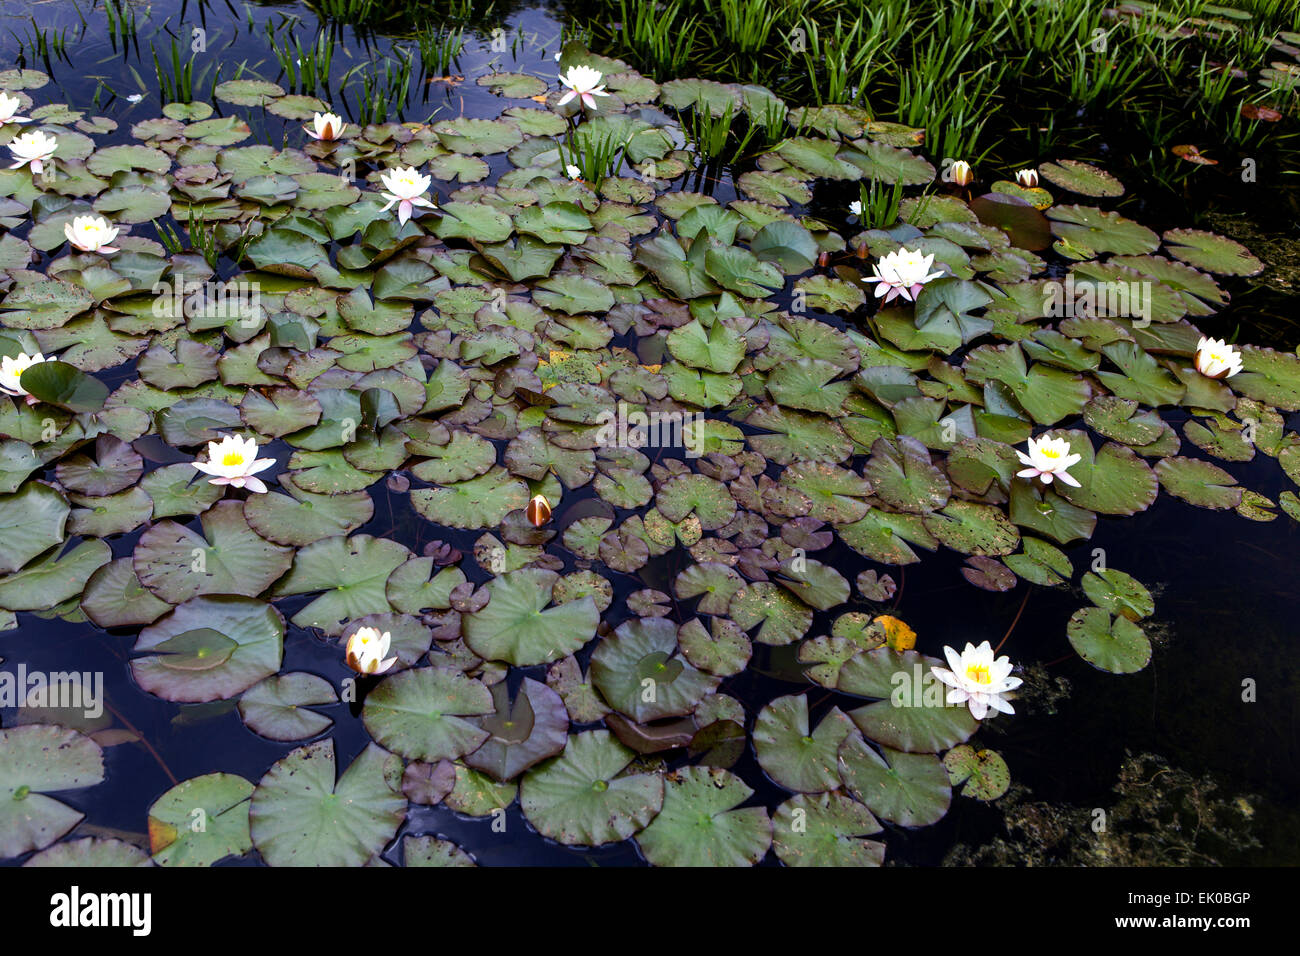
[1,0,1297,866]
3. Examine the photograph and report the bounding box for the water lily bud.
[345,626,397,675]
[526,494,552,527]
[1016,168,1038,188]
[950,160,974,186]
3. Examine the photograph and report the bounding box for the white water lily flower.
[63,215,120,254]
[556,65,609,109]
[1195,336,1242,379]
[863,247,945,304]
[950,159,974,186]
[378,166,436,225]
[8,130,58,174]
[565,164,582,180]
[0,351,48,404]
[191,434,275,493]
[0,91,30,125]
[848,200,862,216]
[306,111,345,141]
[930,641,1022,720]
[1015,434,1082,487]
[126,94,144,104]
[346,626,397,675]
[1016,168,1038,188]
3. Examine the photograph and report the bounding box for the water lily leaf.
[463,568,598,666]
[772,791,884,866]
[1056,440,1159,516]
[842,140,935,184]
[139,462,224,518]
[0,538,110,611]
[1066,606,1151,673]
[754,695,856,792]
[362,667,494,763]
[591,616,720,721]
[1009,480,1096,544]
[238,673,337,742]
[435,117,523,155]
[1047,205,1159,256]
[434,202,513,242]
[1003,537,1072,587]
[0,280,94,330]
[250,740,405,867]
[131,595,284,702]
[243,474,373,546]
[410,430,494,484]
[19,360,109,412]
[0,481,69,574]
[766,358,851,416]
[23,837,152,867]
[1154,456,1241,510]
[656,473,736,530]
[837,734,950,827]
[666,318,745,374]
[410,466,530,529]
[464,678,569,782]
[635,232,720,298]
[1162,228,1262,276]
[751,220,818,273]
[80,557,172,628]
[944,745,1010,800]
[773,558,851,610]
[922,500,1019,556]
[134,501,293,603]
[636,766,771,866]
[677,617,751,676]
[863,436,950,514]
[148,773,253,866]
[272,534,411,635]
[729,582,813,645]
[837,647,978,752]
[403,835,476,867]
[215,79,285,107]
[520,729,664,846]
[1082,568,1154,621]
[0,725,104,857]
[1037,159,1124,197]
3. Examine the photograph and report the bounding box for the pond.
[0,0,1297,869]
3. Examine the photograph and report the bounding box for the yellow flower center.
[966,664,992,685]
[221,451,246,467]
[1041,447,1060,459]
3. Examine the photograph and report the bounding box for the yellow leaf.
[876,615,916,651]
[147,815,178,855]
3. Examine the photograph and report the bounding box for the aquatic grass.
[854,177,907,231]
[617,0,699,78]
[103,0,137,43]
[559,128,629,187]
[266,23,337,96]
[416,25,464,77]
[339,52,414,125]
[151,38,196,104]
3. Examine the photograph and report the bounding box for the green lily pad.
[771,791,884,867]
[463,568,599,666]
[131,595,285,703]
[635,767,771,867]
[463,678,569,782]
[249,740,405,867]
[1066,606,1151,673]
[0,725,104,858]
[238,673,338,742]
[590,616,720,721]
[753,695,856,793]
[944,745,1011,801]
[837,734,950,827]
[362,667,494,763]
[520,729,664,847]
[147,773,253,866]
